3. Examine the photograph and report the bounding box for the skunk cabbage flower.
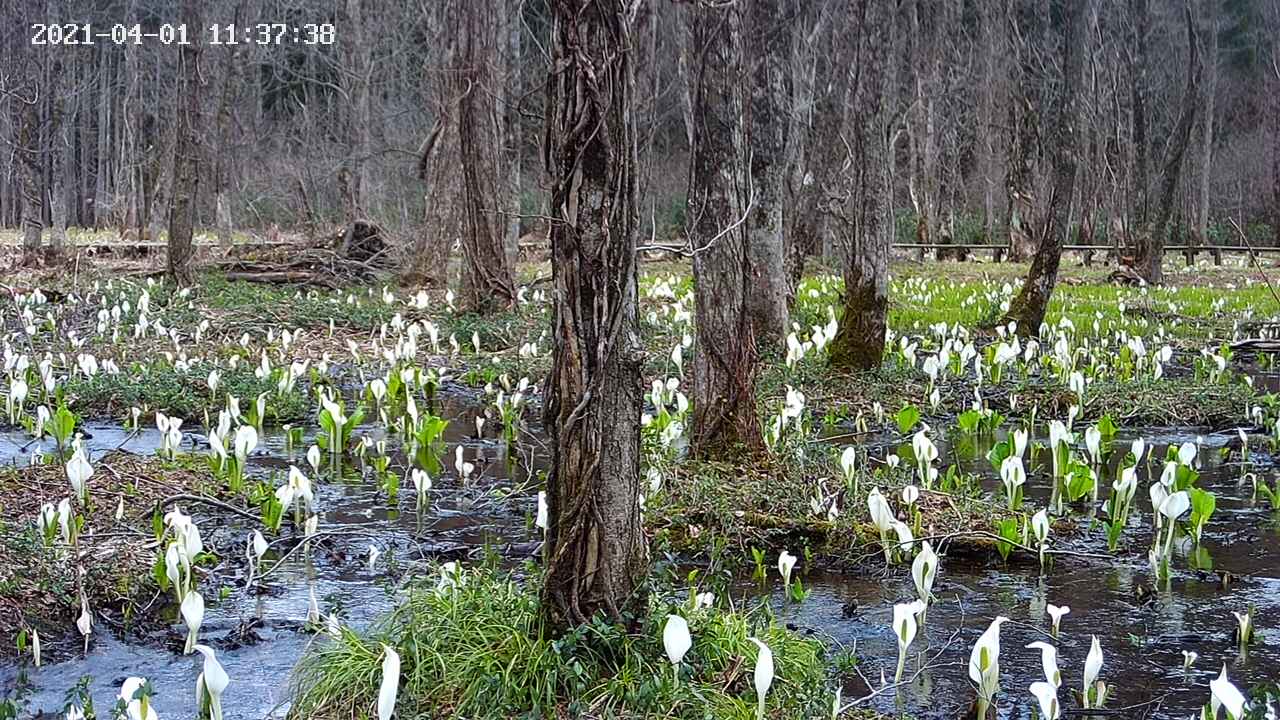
[1181,650,1197,671]
[76,595,93,652]
[193,645,229,720]
[911,540,937,607]
[1081,635,1105,709]
[181,591,204,654]
[777,550,797,590]
[377,645,401,720]
[118,677,157,720]
[1029,680,1060,720]
[748,638,774,720]
[245,530,267,586]
[1210,664,1247,720]
[892,600,923,682]
[663,614,692,669]
[66,447,94,504]
[1046,605,1069,638]
[968,616,1009,719]
[1026,641,1061,688]
[535,491,548,532]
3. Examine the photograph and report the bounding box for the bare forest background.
[2,0,1279,286]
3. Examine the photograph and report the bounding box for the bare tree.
[540,0,647,631]
[688,0,762,456]
[827,0,891,370]
[457,2,517,312]
[167,0,203,287]
[1133,3,1201,285]
[743,0,790,347]
[1194,1,1219,260]
[1002,0,1088,334]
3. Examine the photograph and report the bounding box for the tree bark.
[1129,0,1151,244]
[457,3,517,312]
[1002,0,1088,334]
[1134,4,1201,286]
[540,0,647,632]
[783,1,828,301]
[339,0,372,223]
[17,97,43,265]
[688,0,763,456]
[827,0,890,371]
[1195,2,1218,260]
[168,0,202,287]
[743,0,790,348]
[408,5,461,288]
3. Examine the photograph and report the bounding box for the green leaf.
[896,405,921,435]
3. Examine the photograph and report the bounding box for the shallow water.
[764,429,1280,718]
[0,391,540,719]
[2,408,1278,719]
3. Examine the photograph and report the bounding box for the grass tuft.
[289,564,837,719]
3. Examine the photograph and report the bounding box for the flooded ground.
[2,402,1277,718]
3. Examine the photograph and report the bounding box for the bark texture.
[167,0,202,287]
[1003,0,1088,334]
[688,0,763,456]
[827,0,890,371]
[540,0,647,632]
[458,2,517,313]
[1134,4,1201,286]
[743,0,790,347]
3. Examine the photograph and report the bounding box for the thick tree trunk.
[688,1,762,456]
[168,0,202,287]
[1135,5,1201,286]
[827,0,889,371]
[743,0,790,348]
[408,6,460,288]
[458,4,517,312]
[540,0,647,631]
[1003,0,1087,334]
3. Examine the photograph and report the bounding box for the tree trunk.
[743,0,790,348]
[339,0,371,223]
[1005,1,1040,264]
[1003,0,1088,334]
[1195,2,1218,260]
[1129,0,1151,246]
[540,0,647,632]
[688,1,763,456]
[408,5,461,288]
[18,99,43,265]
[214,3,244,246]
[783,2,827,301]
[827,0,890,371]
[457,3,517,312]
[167,0,202,287]
[1271,38,1279,248]
[1135,4,1201,286]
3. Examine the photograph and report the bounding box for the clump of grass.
[290,564,834,720]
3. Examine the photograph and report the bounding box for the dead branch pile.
[216,219,392,288]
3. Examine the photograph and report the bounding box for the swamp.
[3,0,1280,718]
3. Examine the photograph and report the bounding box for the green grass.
[289,564,841,720]
[65,360,310,424]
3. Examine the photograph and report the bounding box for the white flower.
[662,614,692,666]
